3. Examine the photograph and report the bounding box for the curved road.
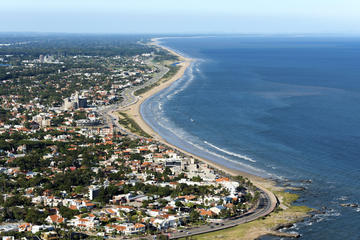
[169,189,278,239]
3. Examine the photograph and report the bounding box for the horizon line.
[0,31,360,37]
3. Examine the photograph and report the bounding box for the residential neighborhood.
[0,35,259,239]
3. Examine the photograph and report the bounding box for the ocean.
[141,36,360,239]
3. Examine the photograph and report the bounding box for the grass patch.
[274,191,299,207]
[134,82,160,96]
[117,112,151,138]
[162,65,180,82]
[134,65,180,96]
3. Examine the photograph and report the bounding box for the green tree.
[189,209,200,222]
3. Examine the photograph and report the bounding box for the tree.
[59,205,79,220]
[175,201,183,208]
[191,176,202,182]
[189,209,200,222]
[25,208,46,224]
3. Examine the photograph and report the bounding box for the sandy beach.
[110,37,316,240]
[119,37,278,213]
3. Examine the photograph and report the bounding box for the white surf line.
[204,140,256,163]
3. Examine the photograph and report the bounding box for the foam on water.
[153,109,267,175]
[165,63,195,100]
[204,140,256,162]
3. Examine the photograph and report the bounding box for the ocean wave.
[189,141,265,173]
[337,196,349,201]
[312,208,341,223]
[166,62,196,100]
[152,112,283,179]
[204,140,256,162]
[152,114,268,175]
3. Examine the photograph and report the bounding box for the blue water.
[141,36,360,239]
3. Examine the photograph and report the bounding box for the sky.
[1,0,360,34]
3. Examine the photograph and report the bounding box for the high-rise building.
[78,97,87,108]
[39,55,44,63]
[88,186,100,200]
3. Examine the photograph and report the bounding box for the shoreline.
[122,37,276,189]
[114,37,310,239]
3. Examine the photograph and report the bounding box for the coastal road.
[96,60,168,138]
[169,190,277,239]
[118,61,168,109]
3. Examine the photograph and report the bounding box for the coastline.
[116,37,310,239]
[122,37,277,193]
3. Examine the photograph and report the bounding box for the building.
[62,91,87,110]
[78,97,87,108]
[89,186,100,200]
[39,55,44,63]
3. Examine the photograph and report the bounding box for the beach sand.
[119,37,278,213]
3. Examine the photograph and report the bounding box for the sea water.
[141,36,360,239]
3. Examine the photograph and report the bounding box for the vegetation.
[134,63,181,96]
[117,112,151,137]
[162,65,180,82]
[0,34,154,106]
[134,82,159,96]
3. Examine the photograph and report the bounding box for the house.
[105,223,145,235]
[104,208,118,217]
[18,223,32,232]
[123,223,145,235]
[45,215,65,225]
[197,209,215,218]
[105,224,126,234]
[177,195,197,203]
[116,205,134,213]
[152,215,181,230]
[209,205,226,215]
[216,180,239,196]
[68,215,99,230]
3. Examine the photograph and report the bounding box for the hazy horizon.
[1,0,360,34]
